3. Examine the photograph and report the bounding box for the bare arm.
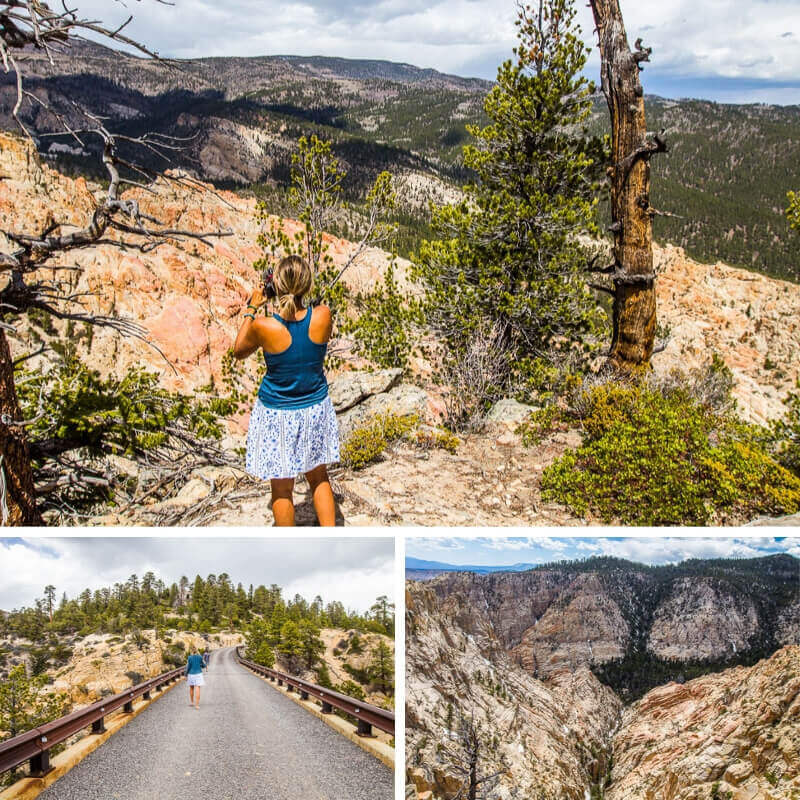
[233,289,267,360]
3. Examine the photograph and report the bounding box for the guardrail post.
[356,719,374,738]
[300,689,309,700]
[143,689,151,700]
[91,715,106,734]
[321,701,333,714]
[277,678,283,686]
[123,696,134,713]
[286,683,295,693]
[29,748,52,778]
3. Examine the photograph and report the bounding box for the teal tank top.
[257,309,329,410]
[186,654,204,674]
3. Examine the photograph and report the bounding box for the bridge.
[0,647,393,800]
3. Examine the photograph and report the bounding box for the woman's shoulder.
[311,304,331,320]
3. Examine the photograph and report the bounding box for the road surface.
[40,647,392,800]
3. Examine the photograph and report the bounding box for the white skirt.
[245,395,340,480]
[187,673,205,686]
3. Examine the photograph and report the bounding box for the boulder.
[338,383,430,436]
[328,368,402,412]
[487,398,538,428]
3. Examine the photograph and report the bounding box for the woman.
[234,255,340,526]
[185,645,206,709]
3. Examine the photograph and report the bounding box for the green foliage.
[0,664,69,739]
[770,381,800,476]
[344,259,422,370]
[788,191,800,231]
[340,412,419,469]
[413,0,608,422]
[15,346,243,511]
[297,619,325,669]
[254,134,397,317]
[368,640,395,695]
[246,618,276,668]
[335,679,365,701]
[540,380,800,525]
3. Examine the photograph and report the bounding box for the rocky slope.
[406,581,623,800]
[1,627,243,706]
[607,647,800,800]
[416,556,799,682]
[3,132,798,427]
[406,559,800,800]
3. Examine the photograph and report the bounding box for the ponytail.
[278,293,298,320]
[273,255,312,319]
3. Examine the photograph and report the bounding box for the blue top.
[257,309,328,410]
[186,654,204,675]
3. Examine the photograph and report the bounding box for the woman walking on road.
[234,255,340,527]
[186,646,206,709]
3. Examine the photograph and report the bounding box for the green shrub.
[540,382,800,525]
[771,381,800,476]
[413,426,460,453]
[340,413,419,470]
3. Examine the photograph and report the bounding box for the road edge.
[0,677,185,800]
[245,668,395,770]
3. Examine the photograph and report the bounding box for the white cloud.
[0,538,393,613]
[68,0,800,101]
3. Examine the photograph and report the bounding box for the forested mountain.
[2,41,798,280]
[414,553,800,699]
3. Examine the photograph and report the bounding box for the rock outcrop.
[647,577,760,661]
[607,646,800,800]
[406,581,622,800]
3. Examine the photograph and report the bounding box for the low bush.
[340,413,418,470]
[538,377,800,525]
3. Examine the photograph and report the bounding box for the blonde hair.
[274,255,312,319]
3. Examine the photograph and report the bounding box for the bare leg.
[270,478,295,526]
[305,464,335,527]
[189,685,194,706]
[194,687,201,708]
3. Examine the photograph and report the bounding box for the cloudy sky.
[0,537,394,613]
[407,536,800,568]
[72,0,800,103]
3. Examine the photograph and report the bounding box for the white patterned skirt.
[245,395,340,480]
[187,673,205,686]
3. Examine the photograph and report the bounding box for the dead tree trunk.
[0,329,42,525]
[589,0,665,370]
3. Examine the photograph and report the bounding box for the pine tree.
[414,0,607,423]
[297,620,325,669]
[0,664,69,738]
[368,640,395,695]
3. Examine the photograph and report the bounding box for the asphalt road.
[40,647,392,800]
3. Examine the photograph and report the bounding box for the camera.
[262,267,277,300]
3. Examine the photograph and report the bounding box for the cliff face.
[607,647,800,800]
[0,132,406,409]
[419,559,798,679]
[406,582,622,800]
[406,557,800,800]
[646,577,760,661]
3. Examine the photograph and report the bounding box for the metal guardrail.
[0,666,184,778]
[235,646,394,738]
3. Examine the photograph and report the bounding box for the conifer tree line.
[0,575,394,644]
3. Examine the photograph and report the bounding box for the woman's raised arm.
[233,288,267,360]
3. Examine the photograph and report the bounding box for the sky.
[406,536,800,568]
[70,0,800,104]
[0,537,394,613]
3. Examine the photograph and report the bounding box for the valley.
[2,42,799,281]
[405,555,800,799]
